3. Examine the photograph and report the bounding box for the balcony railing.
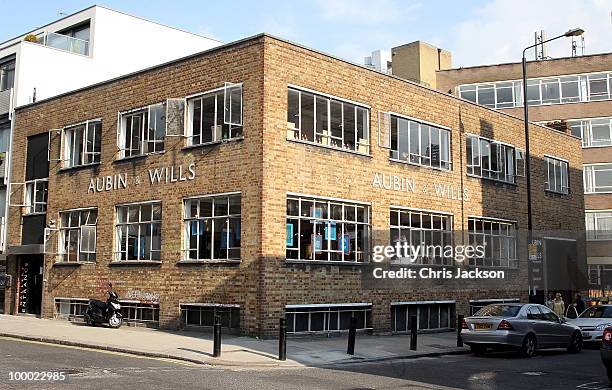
[36,32,89,56]
[0,88,13,116]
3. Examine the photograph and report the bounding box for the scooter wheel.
[108,314,123,328]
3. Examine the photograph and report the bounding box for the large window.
[468,217,518,268]
[59,208,97,263]
[115,202,162,261]
[183,193,241,261]
[62,120,101,168]
[286,195,370,263]
[24,179,48,214]
[118,104,166,158]
[285,304,372,334]
[186,84,243,146]
[287,87,370,154]
[584,164,612,193]
[586,211,612,240]
[389,115,451,170]
[459,72,612,108]
[391,302,455,332]
[568,118,612,148]
[545,156,569,195]
[466,134,517,184]
[0,60,15,92]
[390,208,453,265]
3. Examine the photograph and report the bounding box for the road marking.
[0,336,202,367]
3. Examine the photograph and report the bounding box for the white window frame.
[466,134,516,184]
[567,117,612,148]
[544,155,569,195]
[62,119,102,168]
[182,192,241,262]
[24,178,48,215]
[585,210,612,241]
[117,103,166,159]
[186,84,244,146]
[467,216,518,269]
[58,207,97,263]
[584,163,612,194]
[114,201,162,262]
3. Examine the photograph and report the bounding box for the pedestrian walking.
[553,292,565,317]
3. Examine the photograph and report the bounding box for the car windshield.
[474,305,521,317]
[579,306,612,318]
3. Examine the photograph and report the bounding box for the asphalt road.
[0,337,609,390]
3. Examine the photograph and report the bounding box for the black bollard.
[410,315,417,351]
[457,314,464,347]
[279,318,287,361]
[213,316,222,357]
[347,316,356,355]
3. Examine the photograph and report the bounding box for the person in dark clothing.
[574,293,586,315]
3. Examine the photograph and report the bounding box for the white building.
[364,49,392,74]
[0,5,221,269]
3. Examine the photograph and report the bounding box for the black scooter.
[84,284,123,328]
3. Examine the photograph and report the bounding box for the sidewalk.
[0,315,469,368]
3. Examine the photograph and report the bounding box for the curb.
[0,332,471,368]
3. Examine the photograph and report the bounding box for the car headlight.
[596,323,612,330]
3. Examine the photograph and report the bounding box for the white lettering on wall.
[373,172,469,201]
[87,164,196,194]
[88,174,128,194]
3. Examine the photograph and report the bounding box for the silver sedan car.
[462,303,583,357]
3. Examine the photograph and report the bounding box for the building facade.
[0,5,220,312]
[4,35,586,337]
[434,52,612,301]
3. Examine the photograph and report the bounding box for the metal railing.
[0,88,13,116]
[37,32,89,56]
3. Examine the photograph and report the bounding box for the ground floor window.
[54,298,89,319]
[469,298,520,315]
[285,304,372,334]
[391,301,455,332]
[180,304,240,331]
[120,301,159,326]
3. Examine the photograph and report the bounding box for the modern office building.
[0,5,221,312]
[3,34,585,337]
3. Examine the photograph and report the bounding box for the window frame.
[24,178,48,215]
[114,201,162,262]
[286,85,370,155]
[62,118,102,168]
[182,192,241,262]
[185,84,244,147]
[285,303,372,335]
[584,163,612,194]
[567,117,612,148]
[58,207,97,263]
[544,155,569,195]
[117,103,166,159]
[585,210,612,241]
[466,134,517,184]
[467,216,518,268]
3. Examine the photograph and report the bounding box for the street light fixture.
[522,28,584,301]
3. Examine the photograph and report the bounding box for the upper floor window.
[586,211,612,241]
[0,60,15,92]
[186,84,243,146]
[466,135,519,184]
[468,217,517,268]
[584,164,612,194]
[544,156,569,195]
[458,72,612,108]
[183,193,241,261]
[63,120,101,168]
[287,87,370,154]
[118,104,166,158]
[286,195,370,263]
[24,178,48,215]
[59,208,97,262]
[115,202,162,261]
[389,115,451,170]
[568,117,612,148]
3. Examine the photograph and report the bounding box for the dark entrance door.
[17,256,42,315]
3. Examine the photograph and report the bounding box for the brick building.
[3,34,586,337]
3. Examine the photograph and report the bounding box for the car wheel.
[520,334,537,358]
[470,345,486,356]
[567,331,582,353]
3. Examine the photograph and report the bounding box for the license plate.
[474,323,493,330]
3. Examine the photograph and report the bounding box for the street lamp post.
[522,28,584,302]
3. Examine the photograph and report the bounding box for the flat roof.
[13,32,578,141]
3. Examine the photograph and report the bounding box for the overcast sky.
[1,0,610,67]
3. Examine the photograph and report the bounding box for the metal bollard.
[410,315,417,351]
[279,318,287,361]
[457,314,464,347]
[213,316,222,357]
[347,316,356,355]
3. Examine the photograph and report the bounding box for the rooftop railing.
[36,32,89,56]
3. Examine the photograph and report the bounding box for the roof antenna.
[58,10,67,18]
